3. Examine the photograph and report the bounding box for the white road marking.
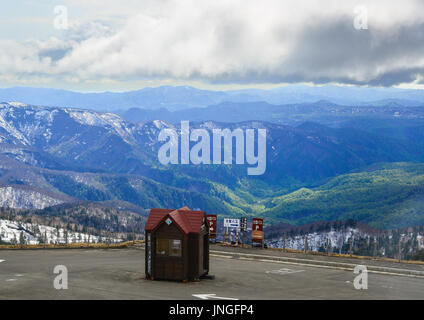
[14,274,24,277]
[6,279,17,282]
[255,258,424,278]
[193,294,238,300]
[210,254,232,259]
[210,254,424,279]
[0,260,5,263]
[266,268,305,275]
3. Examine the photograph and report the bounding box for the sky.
[0,0,424,92]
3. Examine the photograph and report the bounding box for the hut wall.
[153,223,185,280]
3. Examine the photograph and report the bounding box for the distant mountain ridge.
[1,84,424,112]
[1,102,422,185]
[119,100,424,127]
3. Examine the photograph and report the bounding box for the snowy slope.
[266,228,424,253]
[0,219,122,245]
[0,186,65,209]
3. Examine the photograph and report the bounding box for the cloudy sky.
[0,0,423,92]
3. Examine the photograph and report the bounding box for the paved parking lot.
[0,248,423,299]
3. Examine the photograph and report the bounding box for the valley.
[0,100,424,245]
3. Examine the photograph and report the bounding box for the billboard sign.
[252,218,264,243]
[240,217,247,232]
[146,233,152,277]
[206,214,217,239]
[223,218,240,229]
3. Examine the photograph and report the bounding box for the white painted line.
[210,254,232,259]
[266,268,305,275]
[193,294,238,300]
[381,285,393,289]
[254,258,424,279]
[14,274,24,277]
[6,279,17,282]
[211,254,424,279]
[0,260,5,263]
[211,250,359,266]
[213,252,424,279]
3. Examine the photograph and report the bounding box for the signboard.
[240,217,247,232]
[206,214,217,239]
[252,218,264,243]
[146,233,152,277]
[223,218,240,229]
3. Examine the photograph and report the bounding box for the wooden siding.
[145,208,209,281]
[153,223,185,280]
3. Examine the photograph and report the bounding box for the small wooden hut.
[145,207,209,281]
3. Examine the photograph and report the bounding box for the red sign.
[206,215,217,239]
[252,218,263,243]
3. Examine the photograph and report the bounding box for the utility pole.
[243,230,246,248]
[304,236,308,254]
[373,237,377,260]
[225,227,229,244]
[349,237,353,256]
[326,237,329,256]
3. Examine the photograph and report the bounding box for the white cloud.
[1,0,424,87]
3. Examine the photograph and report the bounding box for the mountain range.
[119,100,424,127]
[0,101,424,228]
[1,85,424,112]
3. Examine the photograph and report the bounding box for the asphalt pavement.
[0,248,423,299]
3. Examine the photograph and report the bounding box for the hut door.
[203,233,209,272]
[198,234,204,275]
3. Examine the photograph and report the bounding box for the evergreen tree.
[19,231,25,245]
[12,233,17,245]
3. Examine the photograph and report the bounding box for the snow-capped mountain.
[0,102,163,163]
[1,101,420,186]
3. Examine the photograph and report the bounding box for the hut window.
[156,238,182,257]
[170,239,182,257]
[156,238,169,255]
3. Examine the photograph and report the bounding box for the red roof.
[145,207,206,235]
